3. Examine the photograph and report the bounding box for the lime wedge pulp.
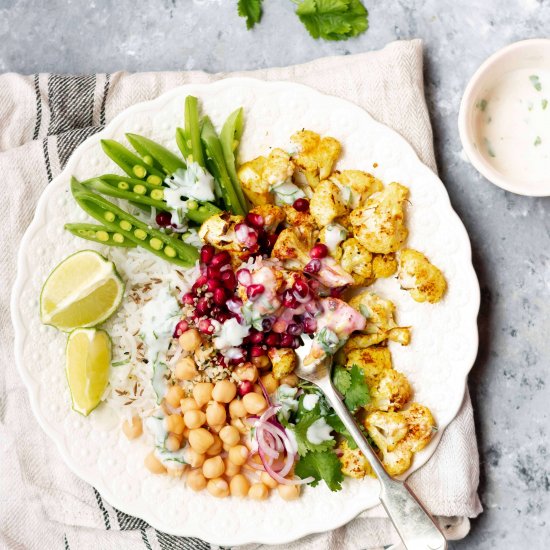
[66,328,111,416]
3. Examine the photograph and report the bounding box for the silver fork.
[295,338,447,550]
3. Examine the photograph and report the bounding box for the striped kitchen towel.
[0,39,482,550]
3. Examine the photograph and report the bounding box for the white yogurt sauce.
[302,393,319,411]
[474,68,550,185]
[306,417,333,444]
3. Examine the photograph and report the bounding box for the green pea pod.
[101,139,165,180]
[184,96,206,168]
[220,107,249,213]
[201,116,246,216]
[64,223,137,247]
[175,126,191,159]
[126,133,187,175]
[186,201,222,224]
[71,178,199,267]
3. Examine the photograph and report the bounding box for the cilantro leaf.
[332,365,351,395]
[295,0,369,41]
[295,450,344,491]
[344,364,370,411]
[292,411,336,456]
[326,413,357,449]
[238,0,263,30]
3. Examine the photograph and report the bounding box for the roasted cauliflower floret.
[349,183,409,254]
[373,370,412,412]
[318,223,348,261]
[364,404,435,476]
[237,156,271,206]
[282,205,319,242]
[349,291,410,346]
[329,170,383,208]
[338,439,374,479]
[372,254,398,278]
[398,249,447,304]
[198,212,251,261]
[249,204,286,233]
[263,148,295,188]
[291,130,341,187]
[269,348,297,380]
[310,179,347,227]
[340,238,374,286]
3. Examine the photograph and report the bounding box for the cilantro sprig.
[295,450,344,491]
[237,0,369,41]
[332,364,370,412]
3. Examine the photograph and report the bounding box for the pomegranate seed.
[247,284,265,300]
[211,251,231,268]
[267,233,279,248]
[236,269,252,286]
[280,333,294,347]
[217,355,227,367]
[226,297,243,314]
[173,320,188,337]
[287,323,303,336]
[265,333,280,347]
[245,213,265,229]
[302,317,317,334]
[272,319,287,333]
[293,278,310,298]
[330,286,345,298]
[196,297,211,316]
[310,243,328,259]
[182,292,195,305]
[198,319,215,334]
[192,274,208,292]
[206,279,220,292]
[290,337,302,349]
[238,381,255,396]
[207,265,222,280]
[213,287,227,305]
[250,345,266,358]
[261,318,272,332]
[228,350,245,365]
[293,198,309,212]
[156,211,172,227]
[249,331,264,344]
[200,244,215,264]
[304,259,321,274]
[220,270,236,290]
[282,289,298,309]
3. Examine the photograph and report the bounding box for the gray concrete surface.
[1,0,549,548]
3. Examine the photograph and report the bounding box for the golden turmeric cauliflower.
[398,249,447,304]
[282,205,319,242]
[340,238,374,286]
[268,348,297,380]
[248,204,286,233]
[318,223,348,261]
[348,291,411,346]
[310,179,348,227]
[349,183,409,254]
[329,170,383,208]
[291,130,341,188]
[198,212,250,262]
[337,439,374,479]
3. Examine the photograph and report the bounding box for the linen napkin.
[0,39,482,550]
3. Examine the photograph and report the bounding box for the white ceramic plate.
[11,78,479,546]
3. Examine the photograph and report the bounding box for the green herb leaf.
[295,450,344,491]
[326,413,357,449]
[534,136,542,146]
[530,74,542,92]
[542,99,548,110]
[343,364,370,411]
[238,0,263,29]
[295,0,368,41]
[292,411,336,456]
[332,365,352,395]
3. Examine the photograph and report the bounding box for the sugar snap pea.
[64,223,137,247]
[126,133,186,175]
[184,96,206,168]
[71,178,199,267]
[175,126,191,159]
[101,139,165,180]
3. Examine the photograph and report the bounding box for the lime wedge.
[66,328,111,415]
[40,250,124,332]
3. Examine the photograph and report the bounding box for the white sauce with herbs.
[213,317,250,350]
[324,223,348,252]
[302,393,319,411]
[306,417,333,444]
[475,68,550,185]
[270,181,306,206]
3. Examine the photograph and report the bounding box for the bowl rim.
[458,38,550,197]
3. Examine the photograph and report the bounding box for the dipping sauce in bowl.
[459,39,550,196]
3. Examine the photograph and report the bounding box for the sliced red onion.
[258,448,314,486]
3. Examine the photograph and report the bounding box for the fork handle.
[322,384,447,550]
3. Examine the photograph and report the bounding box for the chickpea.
[122,416,142,440]
[206,401,226,427]
[184,447,205,468]
[178,328,201,352]
[184,409,206,429]
[223,457,241,477]
[165,384,185,408]
[144,452,166,474]
[260,373,279,395]
[277,483,300,500]
[234,363,258,383]
[175,356,197,381]
[248,482,269,500]
[182,427,191,439]
[260,471,278,489]
[186,469,207,491]
[212,380,237,403]
[206,434,223,456]
[165,434,181,452]
[242,392,268,415]
[206,477,229,498]
[188,428,215,454]
[230,474,250,497]
[202,455,225,479]
[193,382,214,408]
[253,384,263,395]
[279,373,299,387]
[229,398,247,419]
[167,467,184,479]
[180,397,199,413]
[230,417,248,435]
[164,414,185,435]
[251,355,271,370]
[209,423,224,434]
[228,445,249,466]
[219,425,240,447]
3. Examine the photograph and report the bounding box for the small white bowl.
[458,39,550,196]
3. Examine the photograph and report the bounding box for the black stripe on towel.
[156,530,211,550]
[93,487,111,530]
[57,126,102,169]
[63,533,70,550]
[115,507,149,531]
[141,527,153,550]
[100,73,110,127]
[33,73,42,140]
[42,138,52,183]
